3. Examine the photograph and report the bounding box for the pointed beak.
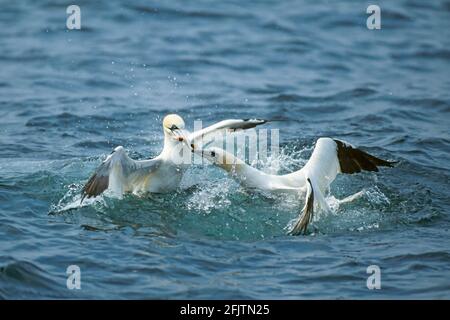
[172,129,192,149]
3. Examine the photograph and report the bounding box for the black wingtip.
[288,178,314,236]
[80,172,109,203]
[334,139,397,174]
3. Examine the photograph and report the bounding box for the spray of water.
[51,143,392,237]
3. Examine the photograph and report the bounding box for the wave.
[0,258,66,299]
[269,88,378,103]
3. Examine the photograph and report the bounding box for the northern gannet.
[196,138,396,235]
[81,114,267,202]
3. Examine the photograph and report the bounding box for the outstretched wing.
[300,137,396,194]
[289,137,397,235]
[81,146,160,203]
[189,118,268,146]
[334,139,396,173]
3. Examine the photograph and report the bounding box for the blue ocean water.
[0,0,449,299]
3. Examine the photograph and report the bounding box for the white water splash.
[184,178,234,213]
[49,183,111,214]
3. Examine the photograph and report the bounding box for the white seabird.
[196,138,396,235]
[81,114,267,202]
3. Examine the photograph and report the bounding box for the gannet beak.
[172,129,192,149]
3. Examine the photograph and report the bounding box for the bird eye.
[211,151,216,157]
[170,124,178,131]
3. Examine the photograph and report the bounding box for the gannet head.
[162,114,191,146]
[195,147,243,172]
[163,114,185,131]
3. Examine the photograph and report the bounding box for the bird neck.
[161,135,191,165]
[161,135,176,156]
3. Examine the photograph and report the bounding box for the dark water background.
[0,0,449,299]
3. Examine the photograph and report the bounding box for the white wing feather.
[81,146,161,202]
[189,119,267,146]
